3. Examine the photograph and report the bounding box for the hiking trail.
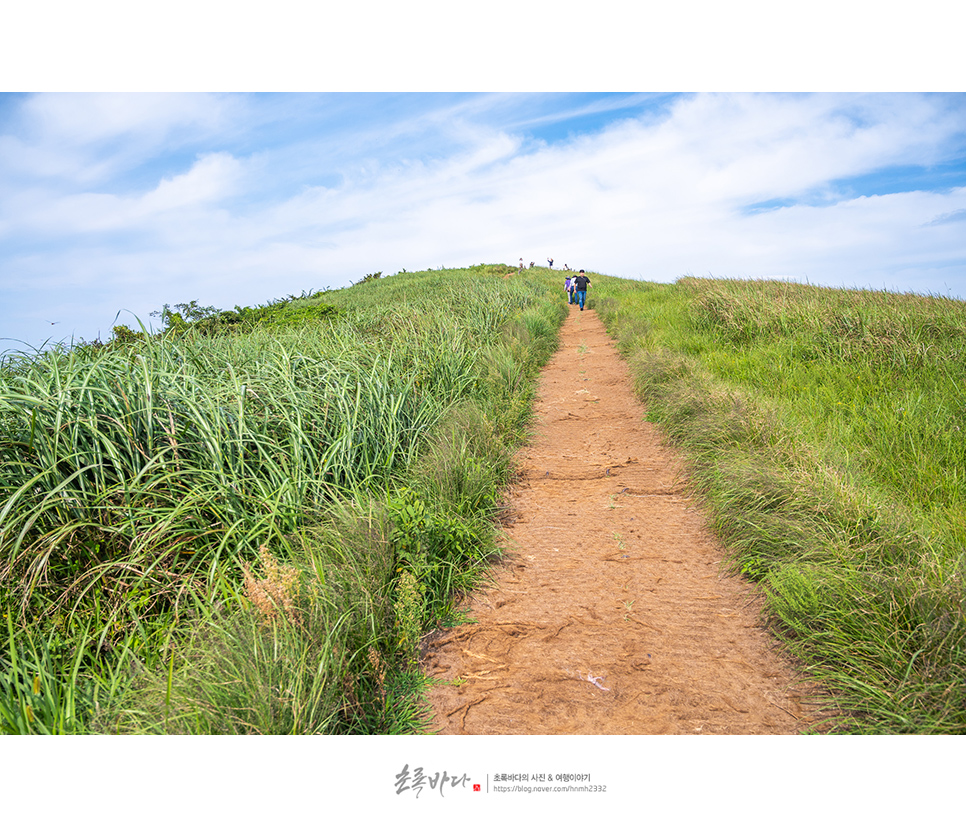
[420,304,819,734]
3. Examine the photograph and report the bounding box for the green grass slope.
[593,275,966,733]
[0,264,565,734]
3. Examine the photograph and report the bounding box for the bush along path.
[421,304,821,734]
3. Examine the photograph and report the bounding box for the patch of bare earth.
[421,303,820,734]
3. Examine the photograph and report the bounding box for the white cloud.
[1,152,243,239]
[141,153,243,213]
[21,92,231,147]
[1,93,237,187]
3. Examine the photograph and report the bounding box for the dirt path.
[421,304,817,734]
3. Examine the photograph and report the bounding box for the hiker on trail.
[529,261,535,268]
[572,269,591,310]
[548,257,554,269]
[564,274,575,304]
[519,258,524,270]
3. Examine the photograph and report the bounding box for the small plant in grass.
[388,490,484,636]
[393,570,425,659]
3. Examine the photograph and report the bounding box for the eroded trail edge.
[421,306,815,734]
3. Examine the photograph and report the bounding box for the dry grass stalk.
[368,646,386,700]
[242,544,302,626]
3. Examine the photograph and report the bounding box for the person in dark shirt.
[572,270,591,310]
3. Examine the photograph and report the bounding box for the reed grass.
[1,265,565,733]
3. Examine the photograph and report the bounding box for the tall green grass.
[594,275,966,733]
[1,265,565,733]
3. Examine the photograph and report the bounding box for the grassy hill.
[3,264,965,734]
[0,264,564,733]
[593,275,966,733]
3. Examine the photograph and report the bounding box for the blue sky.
[2,90,965,352]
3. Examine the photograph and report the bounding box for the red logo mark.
[473,784,481,792]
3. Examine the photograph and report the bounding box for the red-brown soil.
[421,303,818,734]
